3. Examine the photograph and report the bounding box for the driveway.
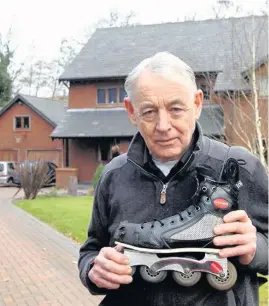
[0,189,104,305]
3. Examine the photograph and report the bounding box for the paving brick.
[0,199,103,306]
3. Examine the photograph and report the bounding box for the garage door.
[0,150,18,161]
[26,150,61,167]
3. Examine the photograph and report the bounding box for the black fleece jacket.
[78,123,268,306]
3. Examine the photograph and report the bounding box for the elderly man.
[78,52,268,306]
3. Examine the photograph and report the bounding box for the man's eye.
[171,107,182,114]
[143,110,154,116]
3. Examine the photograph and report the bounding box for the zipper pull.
[160,184,168,204]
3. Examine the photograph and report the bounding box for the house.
[51,15,268,183]
[0,94,67,166]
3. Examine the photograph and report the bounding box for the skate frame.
[115,241,228,277]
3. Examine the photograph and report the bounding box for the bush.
[92,163,105,191]
[15,160,52,200]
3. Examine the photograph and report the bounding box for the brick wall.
[69,139,99,183]
[69,81,126,109]
[0,102,63,164]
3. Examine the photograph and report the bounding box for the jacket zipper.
[128,153,194,205]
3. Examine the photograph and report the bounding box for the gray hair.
[124,51,197,101]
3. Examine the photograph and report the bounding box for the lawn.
[15,196,268,304]
[15,196,94,243]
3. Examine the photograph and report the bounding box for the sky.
[0,0,267,65]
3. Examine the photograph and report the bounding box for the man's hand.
[88,247,133,289]
[213,210,257,265]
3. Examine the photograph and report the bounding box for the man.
[78,52,268,306]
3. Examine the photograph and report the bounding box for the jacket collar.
[127,121,204,167]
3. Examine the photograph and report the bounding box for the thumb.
[114,244,124,253]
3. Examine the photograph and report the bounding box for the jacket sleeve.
[238,155,268,275]
[78,177,110,295]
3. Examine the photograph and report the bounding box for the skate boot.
[113,158,243,291]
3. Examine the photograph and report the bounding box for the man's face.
[125,70,203,162]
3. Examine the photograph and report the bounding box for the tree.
[202,14,268,167]
[96,9,138,28]
[0,32,13,106]
[44,10,138,99]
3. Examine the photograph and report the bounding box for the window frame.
[258,75,268,97]
[96,86,127,105]
[14,116,31,130]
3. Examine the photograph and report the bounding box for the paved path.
[0,199,103,306]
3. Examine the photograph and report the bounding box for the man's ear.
[194,89,203,120]
[124,97,137,126]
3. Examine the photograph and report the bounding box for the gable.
[0,95,67,126]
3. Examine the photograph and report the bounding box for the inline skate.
[113,158,243,291]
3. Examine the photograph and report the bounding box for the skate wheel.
[206,261,237,291]
[131,266,137,276]
[172,270,202,287]
[139,265,167,283]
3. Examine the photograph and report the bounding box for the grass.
[259,278,268,306]
[15,196,94,243]
[15,196,268,304]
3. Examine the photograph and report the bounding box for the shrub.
[15,160,52,200]
[92,163,105,191]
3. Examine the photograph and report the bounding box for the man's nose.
[156,110,172,132]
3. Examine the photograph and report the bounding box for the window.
[14,116,30,129]
[15,117,22,128]
[258,76,268,97]
[97,89,106,104]
[97,86,126,104]
[200,84,210,100]
[120,87,127,103]
[24,117,30,128]
[8,163,15,170]
[108,88,117,104]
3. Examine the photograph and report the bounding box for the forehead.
[134,70,192,106]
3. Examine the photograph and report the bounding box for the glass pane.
[24,117,30,128]
[97,89,106,104]
[120,87,127,103]
[259,77,268,97]
[200,85,210,100]
[15,117,22,128]
[108,88,117,104]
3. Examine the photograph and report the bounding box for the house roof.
[0,94,67,126]
[59,15,268,92]
[51,104,224,138]
[241,54,268,79]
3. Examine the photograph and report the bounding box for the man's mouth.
[156,138,177,145]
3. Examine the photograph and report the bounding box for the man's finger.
[102,247,130,265]
[213,233,256,246]
[223,210,249,223]
[214,221,253,235]
[95,278,120,290]
[114,244,124,253]
[218,243,256,258]
[94,265,133,284]
[102,259,133,275]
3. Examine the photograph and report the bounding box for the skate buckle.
[213,198,229,209]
